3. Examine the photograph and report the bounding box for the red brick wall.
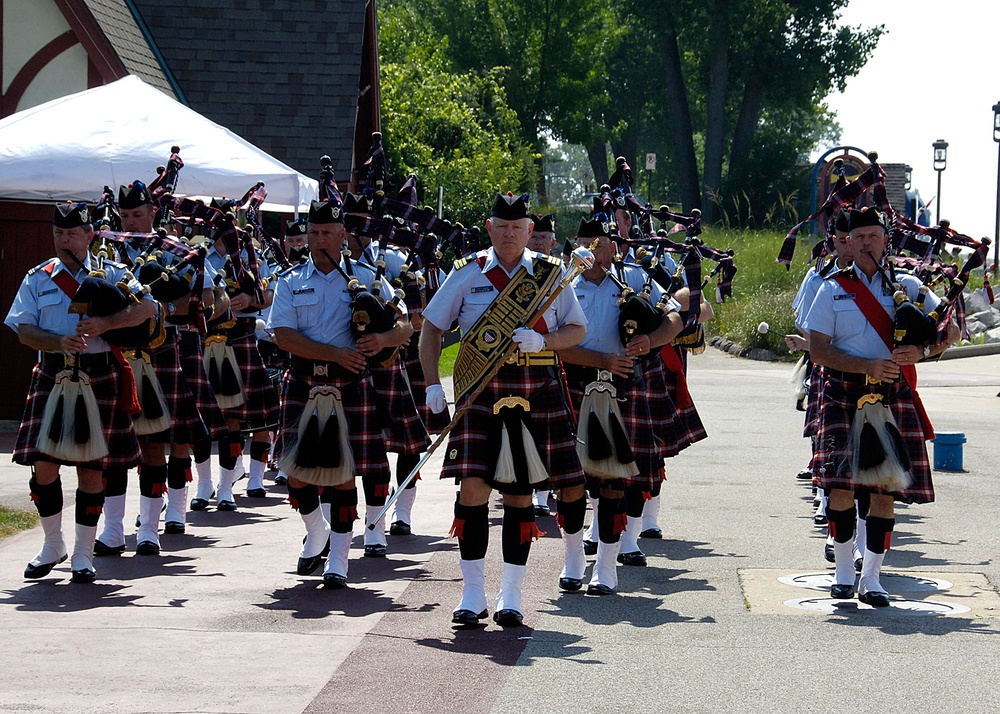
[0,202,58,420]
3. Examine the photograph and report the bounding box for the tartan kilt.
[566,372,663,493]
[225,331,280,432]
[440,363,584,491]
[400,340,451,434]
[813,374,934,504]
[137,331,209,445]
[368,355,431,455]
[13,360,141,470]
[177,331,228,440]
[803,364,825,438]
[276,367,390,482]
[641,357,688,458]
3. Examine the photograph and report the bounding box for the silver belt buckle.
[313,363,329,377]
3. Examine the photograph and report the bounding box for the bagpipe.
[148,146,184,229]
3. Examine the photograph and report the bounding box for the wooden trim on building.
[53,0,128,84]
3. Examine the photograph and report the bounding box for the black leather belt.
[41,352,113,370]
[290,355,357,380]
[827,369,881,386]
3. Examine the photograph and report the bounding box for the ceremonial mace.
[368,246,596,529]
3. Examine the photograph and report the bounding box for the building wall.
[2,0,89,114]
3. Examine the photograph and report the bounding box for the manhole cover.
[778,572,953,593]
[783,596,971,615]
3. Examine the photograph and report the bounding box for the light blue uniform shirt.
[804,269,940,360]
[206,244,273,318]
[422,247,586,335]
[266,257,397,349]
[5,254,148,354]
[572,265,676,355]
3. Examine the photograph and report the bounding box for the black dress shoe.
[533,504,550,517]
[190,498,210,511]
[617,551,647,567]
[451,608,488,626]
[492,609,524,627]
[813,513,828,526]
[135,540,160,556]
[389,520,411,536]
[246,488,267,498]
[855,557,863,572]
[322,573,347,589]
[273,473,287,486]
[639,527,662,539]
[824,543,835,563]
[858,590,891,607]
[587,583,615,596]
[71,568,97,584]
[583,540,597,556]
[297,553,325,576]
[796,468,812,480]
[558,576,583,592]
[364,543,387,558]
[830,583,855,599]
[93,540,126,557]
[164,521,185,535]
[216,499,237,512]
[24,554,68,579]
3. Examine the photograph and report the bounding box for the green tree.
[378,1,536,227]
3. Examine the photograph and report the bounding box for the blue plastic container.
[931,432,966,471]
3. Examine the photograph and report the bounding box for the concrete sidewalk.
[1,351,998,713]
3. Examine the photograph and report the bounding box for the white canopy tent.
[0,76,316,213]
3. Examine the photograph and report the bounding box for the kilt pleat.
[138,333,209,445]
[803,364,825,438]
[177,331,228,440]
[276,367,391,482]
[13,361,141,470]
[440,364,584,490]
[369,355,431,455]
[225,332,280,431]
[400,341,451,433]
[813,374,934,504]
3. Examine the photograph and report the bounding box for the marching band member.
[561,218,682,592]
[268,198,410,587]
[419,193,587,627]
[804,207,952,606]
[94,183,209,556]
[6,202,157,583]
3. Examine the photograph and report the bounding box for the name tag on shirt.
[471,286,494,294]
[834,293,856,301]
[292,287,315,295]
[37,288,59,297]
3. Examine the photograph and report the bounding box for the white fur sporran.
[576,376,639,480]
[37,369,109,463]
[849,395,912,492]
[278,385,355,486]
[127,354,171,435]
[203,336,245,409]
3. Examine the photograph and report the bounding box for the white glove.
[512,327,546,354]
[426,384,447,414]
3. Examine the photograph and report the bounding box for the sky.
[819,0,1000,240]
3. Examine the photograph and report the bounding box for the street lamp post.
[932,139,948,225]
[993,103,1000,276]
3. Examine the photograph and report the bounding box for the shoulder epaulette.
[453,256,474,271]
[28,258,57,276]
[826,265,856,281]
[535,253,562,267]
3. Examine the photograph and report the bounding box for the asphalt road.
[0,348,997,714]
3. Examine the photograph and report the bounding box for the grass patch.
[439,340,460,378]
[0,506,37,542]
[700,227,811,360]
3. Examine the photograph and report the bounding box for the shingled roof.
[80,0,178,99]
[130,0,373,186]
